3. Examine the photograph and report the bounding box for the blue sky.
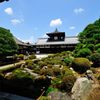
[0,0,100,43]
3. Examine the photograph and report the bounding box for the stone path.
[35,54,50,59]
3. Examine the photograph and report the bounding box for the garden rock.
[71,77,92,100]
[48,91,72,100]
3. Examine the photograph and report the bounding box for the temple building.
[14,37,33,54]
[35,29,79,53]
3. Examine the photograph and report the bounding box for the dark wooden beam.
[0,0,9,3]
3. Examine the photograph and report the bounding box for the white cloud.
[69,26,76,30]
[11,19,24,25]
[50,18,62,27]
[74,8,84,14]
[4,7,13,15]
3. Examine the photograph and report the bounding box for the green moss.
[12,69,33,79]
[71,57,91,74]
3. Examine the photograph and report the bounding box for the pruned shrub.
[70,58,91,74]
[17,54,24,60]
[60,75,76,93]
[40,68,53,76]
[63,57,73,66]
[25,59,34,69]
[12,69,33,79]
[62,67,74,76]
[38,61,47,68]
[88,53,100,67]
[25,59,33,65]
[52,67,61,77]
[28,54,36,59]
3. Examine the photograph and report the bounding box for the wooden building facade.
[14,37,33,54]
[35,29,79,54]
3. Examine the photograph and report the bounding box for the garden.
[0,18,100,100]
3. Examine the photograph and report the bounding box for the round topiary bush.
[70,58,91,74]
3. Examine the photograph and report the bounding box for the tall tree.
[0,27,18,58]
[74,18,100,56]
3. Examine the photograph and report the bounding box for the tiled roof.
[14,37,32,46]
[35,36,79,45]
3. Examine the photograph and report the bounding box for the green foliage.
[40,68,53,76]
[12,69,33,79]
[46,87,58,95]
[62,67,74,76]
[75,18,100,55]
[71,58,91,74]
[39,51,74,67]
[28,54,36,59]
[0,27,18,57]
[38,61,47,68]
[96,48,100,53]
[25,59,33,65]
[79,24,100,41]
[76,48,92,57]
[52,67,61,77]
[25,59,34,69]
[17,54,24,60]
[88,53,100,67]
[51,66,74,93]
[86,44,94,51]
[95,43,100,50]
[39,96,51,100]
[51,77,62,87]
[64,57,73,66]
[60,75,76,93]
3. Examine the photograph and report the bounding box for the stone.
[71,77,92,100]
[48,91,72,100]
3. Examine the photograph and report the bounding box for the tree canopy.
[74,18,100,57]
[0,27,18,57]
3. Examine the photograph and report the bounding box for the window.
[61,36,63,39]
[54,36,58,40]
